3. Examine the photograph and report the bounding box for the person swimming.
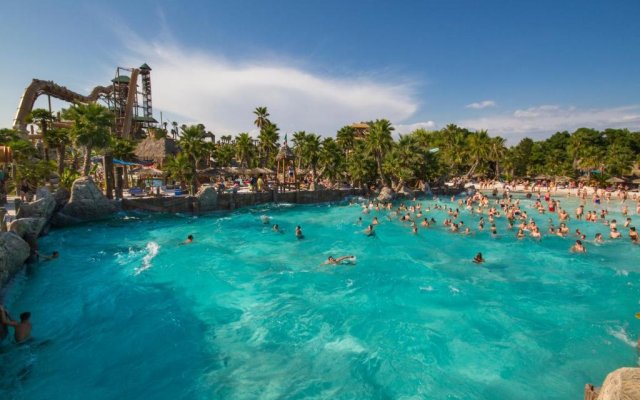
[295,226,304,239]
[473,252,485,264]
[38,251,59,261]
[364,224,375,237]
[181,235,194,245]
[272,224,284,233]
[260,215,271,224]
[571,239,586,253]
[323,255,356,265]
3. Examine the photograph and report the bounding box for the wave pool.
[1,196,639,399]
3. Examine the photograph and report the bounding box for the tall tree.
[253,107,271,131]
[26,108,55,162]
[301,133,321,183]
[365,119,394,185]
[179,125,207,193]
[336,125,356,158]
[46,127,72,175]
[62,103,114,176]
[258,123,280,168]
[235,132,255,168]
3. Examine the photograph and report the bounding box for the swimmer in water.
[38,251,59,261]
[323,255,355,265]
[571,239,586,253]
[372,216,379,225]
[181,235,194,245]
[0,306,32,344]
[295,226,304,239]
[260,215,271,224]
[594,233,604,244]
[473,252,485,264]
[272,224,283,233]
[630,227,638,243]
[364,224,375,237]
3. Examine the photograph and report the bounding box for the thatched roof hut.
[275,143,294,162]
[134,137,179,166]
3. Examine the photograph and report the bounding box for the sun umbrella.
[607,177,626,184]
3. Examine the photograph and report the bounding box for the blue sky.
[1,0,639,143]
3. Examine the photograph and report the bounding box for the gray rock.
[395,183,415,198]
[377,186,394,202]
[51,177,116,227]
[195,186,218,212]
[0,232,30,286]
[16,187,56,221]
[9,218,46,240]
[53,187,70,211]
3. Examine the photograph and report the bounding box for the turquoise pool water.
[1,195,640,399]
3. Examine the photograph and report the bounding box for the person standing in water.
[0,306,32,344]
[295,226,304,239]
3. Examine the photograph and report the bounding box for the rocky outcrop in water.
[377,186,394,202]
[16,187,56,221]
[51,177,117,227]
[593,367,640,400]
[0,232,30,286]
[9,217,45,260]
[195,186,218,212]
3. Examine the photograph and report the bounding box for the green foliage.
[235,132,256,168]
[60,168,80,189]
[164,153,193,191]
[16,159,56,188]
[0,128,20,144]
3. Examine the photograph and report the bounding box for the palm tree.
[46,127,72,175]
[253,106,271,131]
[336,125,356,158]
[301,134,321,184]
[365,119,394,185]
[179,125,207,193]
[164,153,192,190]
[465,130,491,177]
[235,132,255,168]
[62,103,114,176]
[214,143,235,167]
[26,108,55,162]
[489,136,507,179]
[258,123,279,168]
[171,121,179,139]
[291,131,307,170]
[318,137,344,183]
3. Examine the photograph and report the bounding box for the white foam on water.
[135,242,160,275]
[420,285,434,292]
[324,335,366,353]
[607,325,637,348]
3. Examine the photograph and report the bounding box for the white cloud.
[465,100,496,110]
[394,121,436,136]
[459,104,640,143]
[120,39,419,137]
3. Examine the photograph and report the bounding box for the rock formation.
[0,232,30,286]
[595,367,640,400]
[16,187,56,221]
[51,177,117,227]
[376,186,394,202]
[195,186,218,212]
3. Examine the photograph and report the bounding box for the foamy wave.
[135,242,160,275]
[324,336,366,353]
[607,325,637,348]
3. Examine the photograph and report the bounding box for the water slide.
[121,68,139,139]
[12,79,113,133]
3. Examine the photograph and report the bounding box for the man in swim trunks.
[0,306,31,343]
[571,240,586,253]
[323,255,355,265]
